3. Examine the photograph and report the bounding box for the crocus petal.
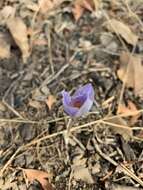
[62,90,79,117]
[73,83,94,100]
[63,103,79,117]
[75,95,94,117]
[61,91,71,105]
[71,94,87,107]
[62,83,95,117]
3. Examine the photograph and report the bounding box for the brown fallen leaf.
[128,103,141,125]
[105,19,138,45]
[118,103,133,116]
[0,6,15,23]
[118,52,134,87]
[104,117,132,141]
[23,169,53,190]
[7,17,30,63]
[0,32,10,59]
[38,0,64,14]
[45,95,56,110]
[118,100,141,125]
[72,2,84,21]
[73,166,94,184]
[72,0,95,21]
[117,51,143,98]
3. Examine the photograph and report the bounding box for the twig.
[46,22,55,74]
[120,163,143,187]
[101,120,132,131]
[70,134,86,151]
[0,146,23,176]
[39,63,69,88]
[92,138,118,166]
[123,0,143,30]
[63,118,72,161]
[1,110,143,175]
[2,100,24,119]
[92,138,143,187]
[68,168,74,190]
[0,116,68,125]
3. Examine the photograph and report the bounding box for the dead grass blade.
[1,110,143,176]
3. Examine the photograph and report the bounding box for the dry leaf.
[38,0,63,14]
[28,99,42,109]
[23,169,53,190]
[117,100,140,125]
[72,0,94,21]
[127,101,141,124]
[0,6,15,23]
[72,2,84,21]
[93,0,101,11]
[117,52,134,87]
[73,166,94,184]
[7,17,30,63]
[0,32,10,59]
[105,117,132,141]
[117,51,143,98]
[45,95,56,110]
[118,104,133,116]
[105,19,138,45]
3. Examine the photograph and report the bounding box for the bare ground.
[0,0,143,189]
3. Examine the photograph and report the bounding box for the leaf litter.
[72,166,94,184]
[38,0,66,14]
[0,0,143,189]
[72,0,95,21]
[104,117,133,141]
[45,95,56,110]
[117,100,141,125]
[72,0,102,21]
[117,51,143,98]
[7,17,30,63]
[105,19,138,45]
[23,168,54,190]
[0,32,10,59]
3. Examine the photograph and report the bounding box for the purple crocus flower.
[62,83,94,117]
